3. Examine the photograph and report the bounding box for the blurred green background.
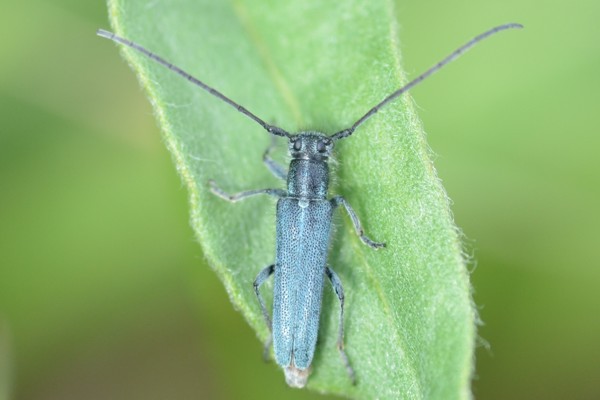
[1,0,598,399]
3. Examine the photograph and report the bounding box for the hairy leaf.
[105,0,474,397]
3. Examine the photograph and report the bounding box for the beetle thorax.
[287,159,329,199]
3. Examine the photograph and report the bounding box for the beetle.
[97,22,522,387]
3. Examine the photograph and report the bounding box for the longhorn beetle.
[98,23,522,388]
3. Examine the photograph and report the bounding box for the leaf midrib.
[231,0,304,128]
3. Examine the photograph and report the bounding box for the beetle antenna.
[97,29,291,138]
[330,23,523,141]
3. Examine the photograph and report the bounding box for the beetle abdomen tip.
[284,363,311,388]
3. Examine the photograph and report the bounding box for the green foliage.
[107,0,474,397]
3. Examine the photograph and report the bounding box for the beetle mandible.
[98,22,522,388]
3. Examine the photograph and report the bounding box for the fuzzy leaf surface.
[106,0,474,397]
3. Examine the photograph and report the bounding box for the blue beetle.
[210,131,384,386]
[98,22,522,387]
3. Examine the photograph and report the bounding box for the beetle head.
[288,132,334,161]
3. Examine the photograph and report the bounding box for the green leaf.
[106,0,474,398]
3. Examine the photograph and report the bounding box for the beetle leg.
[263,136,287,180]
[331,196,385,249]
[326,266,356,384]
[209,180,285,202]
[254,264,275,361]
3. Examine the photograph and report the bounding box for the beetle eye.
[293,140,302,151]
[317,140,327,153]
